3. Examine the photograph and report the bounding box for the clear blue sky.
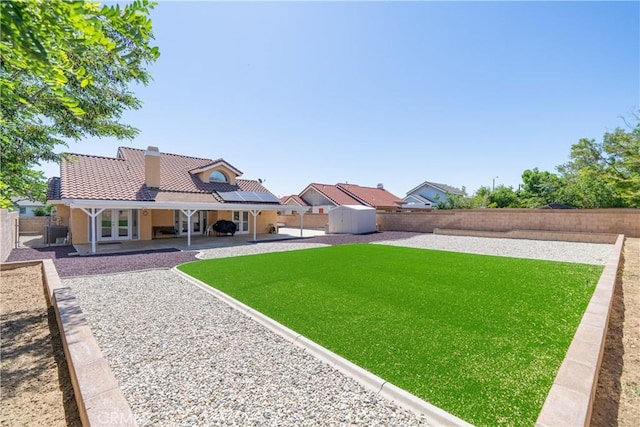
[38,0,639,198]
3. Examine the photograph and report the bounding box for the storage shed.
[328,205,377,234]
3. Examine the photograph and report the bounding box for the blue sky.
[39,0,639,198]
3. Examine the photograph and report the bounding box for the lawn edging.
[536,234,625,427]
[1,259,136,427]
[173,266,473,426]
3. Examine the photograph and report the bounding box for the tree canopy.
[0,0,159,207]
[438,111,640,209]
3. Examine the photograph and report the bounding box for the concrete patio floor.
[68,227,325,255]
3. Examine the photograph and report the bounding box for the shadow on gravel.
[6,246,198,278]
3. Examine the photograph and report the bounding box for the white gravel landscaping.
[374,234,614,265]
[67,269,430,426]
[66,234,614,425]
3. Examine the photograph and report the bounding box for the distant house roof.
[50,147,278,204]
[403,194,434,206]
[336,183,404,209]
[279,195,308,206]
[298,183,404,209]
[10,196,45,208]
[406,181,465,196]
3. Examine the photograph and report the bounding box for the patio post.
[79,207,105,254]
[249,210,260,242]
[180,209,197,247]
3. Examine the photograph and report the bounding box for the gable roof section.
[300,183,361,206]
[336,183,404,208]
[189,159,243,176]
[58,147,277,203]
[403,194,434,205]
[407,181,464,196]
[279,195,308,206]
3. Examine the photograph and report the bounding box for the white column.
[180,209,197,247]
[249,210,260,242]
[80,207,105,254]
[298,209,306,237]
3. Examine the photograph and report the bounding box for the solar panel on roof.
[217,191,279,203]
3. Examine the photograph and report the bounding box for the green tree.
[519,168,564,207]
[556,111,639,208]
[0,0,160,207]
[488,185,519,208]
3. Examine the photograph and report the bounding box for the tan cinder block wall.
[19,216,49,234]
[277,213,328,229]
[376,209,640,238]
[0,209,19,262]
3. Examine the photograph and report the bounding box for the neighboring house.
[46,146,307,252]
[283,182,404,213]
[403,181,465,209]
[11,197,46,216]
[279,195,309,215]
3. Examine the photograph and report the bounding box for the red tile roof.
[298,183,403,209]
[302,183,362,206]
[279,195,308,206]
[56,147,277,203]
[336,183,404,208]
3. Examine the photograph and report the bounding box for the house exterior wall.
[139,210,153,240]
[70,208,89,244]
[376,209,640,238]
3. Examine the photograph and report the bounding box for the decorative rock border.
[173,267,473,426]
[1,260,136,427]
[536,234,625,426]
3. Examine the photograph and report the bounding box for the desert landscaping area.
[1,234,638,426]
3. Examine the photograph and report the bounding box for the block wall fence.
[0,209,19,262]
[277,213,329,229]
[375,209,640,238]
[19,216,50,234]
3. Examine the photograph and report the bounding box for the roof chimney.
[377,183,384,189]
[145,146,160,188]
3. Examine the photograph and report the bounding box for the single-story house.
[403,181,465,209]
[46,146,308,253]
[280,182,404,213]
[11,197,46,216]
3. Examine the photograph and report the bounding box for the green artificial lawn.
[178,244,602,426]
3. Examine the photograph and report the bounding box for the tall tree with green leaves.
[0,0,160,207]
[556,112,639,208]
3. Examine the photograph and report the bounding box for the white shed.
[328,205,377,234]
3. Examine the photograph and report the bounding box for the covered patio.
[70,227,325,256]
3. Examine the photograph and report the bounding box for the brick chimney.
[145,146,161,188]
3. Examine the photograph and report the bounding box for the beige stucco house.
[47,146,307,253]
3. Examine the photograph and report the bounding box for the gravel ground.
[67,270,430,426]
[5,246,198,278]
[373,234,614,265]
[60,234,615,426]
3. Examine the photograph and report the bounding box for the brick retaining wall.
[377,209,640,238]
